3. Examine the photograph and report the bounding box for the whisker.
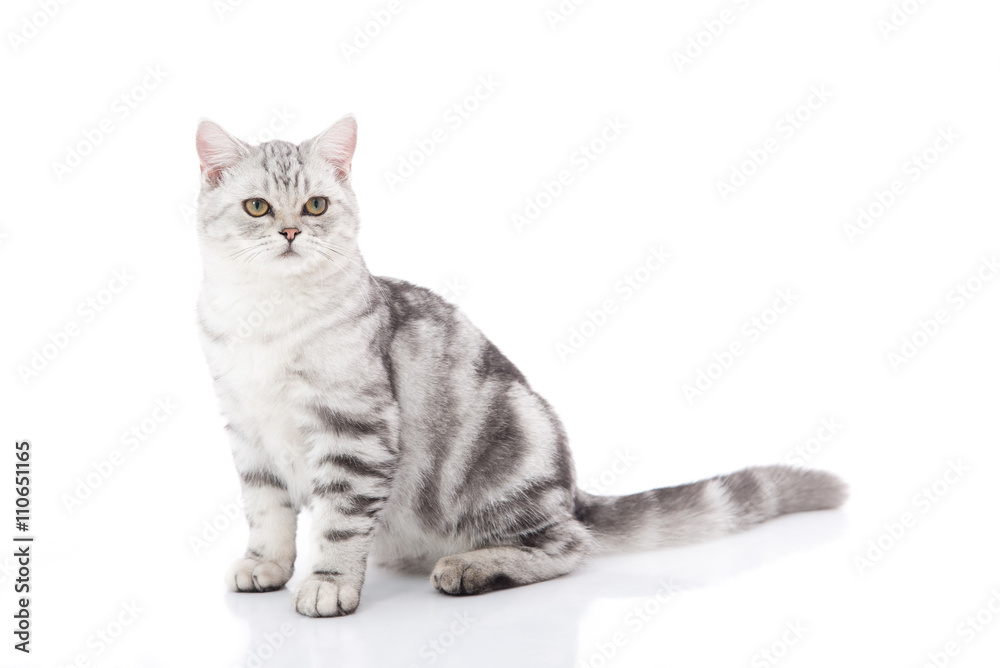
[226,235,272,260]
[243,248,269,264]
[228,245,262,260]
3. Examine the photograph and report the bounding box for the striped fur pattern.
[193,116,848,617]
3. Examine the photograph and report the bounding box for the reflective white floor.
[212,511,849,668]
[31,508,856,667]
[19,464,1000,668]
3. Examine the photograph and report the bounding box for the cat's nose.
[281,228,300,242]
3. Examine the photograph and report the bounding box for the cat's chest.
[200,292,345,504]
[199,285,377,427]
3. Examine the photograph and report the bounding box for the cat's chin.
[268,251,349,280]
[210,253,328,282]
[272,252,320,276]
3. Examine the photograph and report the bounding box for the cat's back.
[375,276,513,391]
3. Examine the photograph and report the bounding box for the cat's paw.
[226,558,292,593]
[293,574,361,617]
[431,555,514,596]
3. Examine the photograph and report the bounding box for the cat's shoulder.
[375,276,458,324]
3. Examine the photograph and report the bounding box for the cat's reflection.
[226,510,846,668]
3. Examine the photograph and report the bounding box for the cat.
[194,115,847,617]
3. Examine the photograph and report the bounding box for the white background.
[2,0,999,666]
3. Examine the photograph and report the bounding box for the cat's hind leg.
[430,519,591,595]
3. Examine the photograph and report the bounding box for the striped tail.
[574,465,847,554]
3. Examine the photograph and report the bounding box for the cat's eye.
[244,198,271,217]
[303,197,328,216]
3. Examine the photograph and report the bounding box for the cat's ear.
[196,120,248,186]
[311,115,357,180]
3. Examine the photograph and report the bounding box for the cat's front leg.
[226,465,299,593]
[293,405,399,617]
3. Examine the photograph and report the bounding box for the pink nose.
[281,228,300,241]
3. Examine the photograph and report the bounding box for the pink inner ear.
[316,116,357,178]
[196,121,245,185]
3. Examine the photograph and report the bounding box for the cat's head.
[194,116,361,279]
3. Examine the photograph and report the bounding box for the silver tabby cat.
[194,115,847,617]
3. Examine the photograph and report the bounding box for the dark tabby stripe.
[318,453,393,480]
[240,469,287,490]
[324,528,368,543]
[313,480,352,496]
[313,405,386,439]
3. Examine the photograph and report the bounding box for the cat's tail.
[574,465,847,554]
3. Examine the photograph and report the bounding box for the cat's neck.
[202,253,374,312]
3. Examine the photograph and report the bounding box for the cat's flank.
[194,115,847,617]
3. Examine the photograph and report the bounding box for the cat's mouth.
[279,247,299,258]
